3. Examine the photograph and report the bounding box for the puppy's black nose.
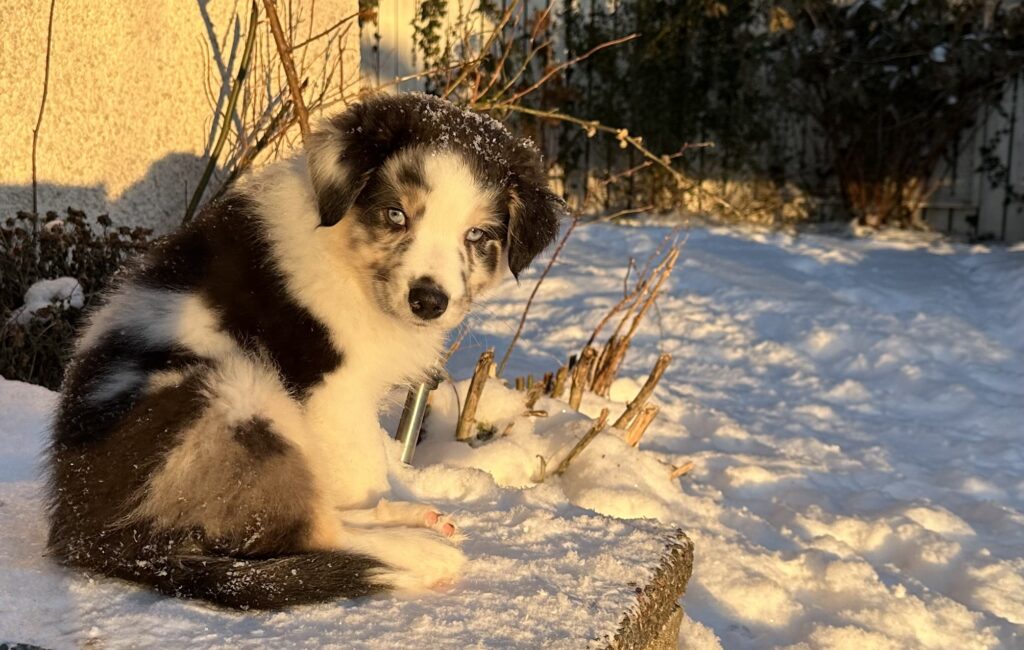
[408,277,449,320]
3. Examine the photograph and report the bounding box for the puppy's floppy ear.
[507,183,566,279]
[307,121,368,227]
[307,97,411,227]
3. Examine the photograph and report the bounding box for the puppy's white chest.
[302,371,391,509]
[300,331,439,509]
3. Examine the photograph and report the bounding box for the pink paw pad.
[423,509,459,538]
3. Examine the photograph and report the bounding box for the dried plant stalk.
[584,242,676,389]
[625,404,659,447]
[31,0,57,215]
[568,347,597,410]
[515,376,525,391]
[262,0,311,142]
[525,382,545,409]
[184,1,259,224]
[550,408,610,478]
[593,335,616,384]
[496,216,579,377]
[670,461,695,480]
[591,249,679,396]
[550,365,568,398]
[612,353,671,430]
[455,349,493,441]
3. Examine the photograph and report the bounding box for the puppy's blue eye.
[466,227,486,242]
[386,208,407,227]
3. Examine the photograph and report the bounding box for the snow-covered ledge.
[0,378,694,648]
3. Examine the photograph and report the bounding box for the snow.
[449,223,1024,648]
[9,277,84,324]
[2,222,1024,648]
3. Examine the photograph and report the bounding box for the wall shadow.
[1,153,214,234]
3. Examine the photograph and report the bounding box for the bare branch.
[31,0,57,215]
[263,0,311,143]
[496,214,579,376]
[612,353,671,430]
[503,33,639,105]
[184,1,260,224]
[442,0,519,99]
[290,10,363,51]
[455,349,494,441]
[549,408,610,478]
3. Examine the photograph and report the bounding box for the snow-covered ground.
[2,222,1023,648]
[448,223,1024,649]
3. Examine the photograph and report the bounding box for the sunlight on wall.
[0,1,359,233]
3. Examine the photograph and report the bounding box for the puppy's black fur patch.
[50,376,384,609]
[233,416,290,459]
[137,196,344,395]
[56,333,202,445]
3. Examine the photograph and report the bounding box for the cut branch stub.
[569,346,597,411]
[670,461,695,480]
[593,335,617,387]
[455,348,494,442]
[550,407,610,478]
[625,404,659,447]
[525,382,545,409]
[612,353,671,430]
[550,365,569,399]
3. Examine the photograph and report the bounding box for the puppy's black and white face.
[345,147,506,328]
[308,93,564,329]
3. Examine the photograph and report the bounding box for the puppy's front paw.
[424,510,464,543]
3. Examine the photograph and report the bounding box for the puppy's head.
[307,93,564,329]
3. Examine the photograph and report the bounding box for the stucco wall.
[0,1,359,233]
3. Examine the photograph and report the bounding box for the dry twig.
[262,0,311,143]
[591,249,679,396]
[670,461,696,480]
[455,349,493,441]
[568,347,597,410]
[290,10,364,50]
[549,408,610,478]
[31,0,57,215]
[503,34,638,105]
[184,1,259,224]
[525,382,545,409]
[625,404,659,447]
[549,365,568,399]
[497,214,579,377]
[612,353,671,430]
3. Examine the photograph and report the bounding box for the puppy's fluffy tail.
[114,550,389,610]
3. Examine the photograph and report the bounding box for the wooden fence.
[360,2,1024,242]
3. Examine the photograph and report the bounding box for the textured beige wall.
[0,1,359,232]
